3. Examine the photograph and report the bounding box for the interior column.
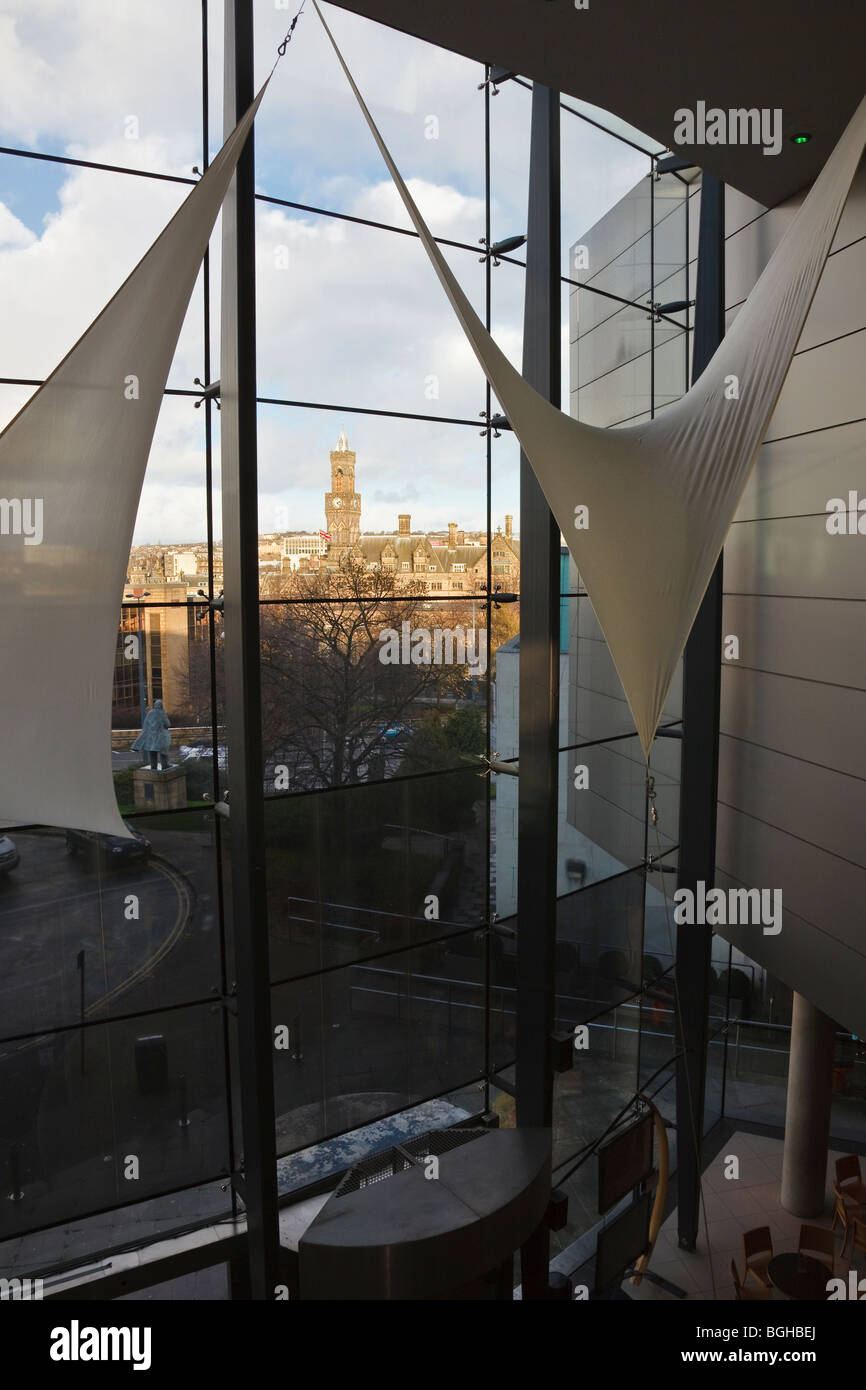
[780,992,836,1217]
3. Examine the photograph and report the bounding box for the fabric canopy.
[315,0,866,757]
[0,85,267,836]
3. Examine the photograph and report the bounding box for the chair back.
[832,1182,850,1223]
[836,1154,861,1186]
[799,1223,835,1258]
[743,1225,772,1259]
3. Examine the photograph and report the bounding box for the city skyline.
[125,428,517,569]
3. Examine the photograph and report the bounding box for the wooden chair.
[850,1219,866,1266]
[835,1154,866,1207]
[742,1226,774,1287]
[836,1154,861,1185]
[798,1223,835,1273]
[832,1181,855,1256]
[730,1257,773,1301]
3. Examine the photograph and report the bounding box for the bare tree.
[260,556,472,787]
[187,555,477,790]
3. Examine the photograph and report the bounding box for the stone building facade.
[321,430,519,595]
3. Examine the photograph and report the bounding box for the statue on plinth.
[132,699,172,771]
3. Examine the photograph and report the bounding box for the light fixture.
[648,298,695,322]
[791,132,812,145]
[478,233,527,266]
[491,234,527,257]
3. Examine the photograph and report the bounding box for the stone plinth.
[133,764,187,811]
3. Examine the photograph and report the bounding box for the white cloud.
[0,1,652,544]
[0,202,35,249]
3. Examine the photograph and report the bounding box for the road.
[0,830,196,1042]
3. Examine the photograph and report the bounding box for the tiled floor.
[626,1131,861,1301]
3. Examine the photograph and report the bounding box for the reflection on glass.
[265,770,488,982]
[0,811,222,1039]
[0,1004,229,1243]
[0,2,715,1284]
[271,935,486,1162]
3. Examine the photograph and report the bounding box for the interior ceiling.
[328,0,865,207]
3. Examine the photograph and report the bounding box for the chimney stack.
[505,514,513,539]
[398,514,411,536]
[457,530,465,546]
[448,521,458,548]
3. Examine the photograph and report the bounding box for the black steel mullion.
[200,0,239,1231]
[560,275,689,329]
[483,62,493,1114]
[515,85,560,1301]
[674,170,725,1251]
[0,144,196,185]
[0,993,227,1049]
[516,84,560,1134]
[220,0,280,1300]
[253,189,480,255]
[508,77,657,158]
[256,395,478,426]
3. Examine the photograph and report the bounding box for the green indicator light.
[791,132,812,145]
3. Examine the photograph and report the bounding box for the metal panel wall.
[717,163,866,1040]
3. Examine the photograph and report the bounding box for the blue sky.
[0,1,651,544]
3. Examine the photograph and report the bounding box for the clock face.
[332,497,342,509]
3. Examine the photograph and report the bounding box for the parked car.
[377,722,412,744]
[0,834,20,874]
[65,823,152,866]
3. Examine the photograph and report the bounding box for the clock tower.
[324,428,361,556]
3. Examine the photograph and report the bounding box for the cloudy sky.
[0,0,652,544]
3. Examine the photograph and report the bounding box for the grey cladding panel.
[734,419,866,522]
[715,798,866,957]
[718,735,866,869]
[724,516,866,600]
[714,865,866,1040]
[721,665,866,779]
[720,594,866,688]
[766,330,866,441]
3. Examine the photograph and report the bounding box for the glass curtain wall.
[544,142,694,1252]
[0,0,695,1286]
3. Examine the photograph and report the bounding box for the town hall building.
[320,430,519,596]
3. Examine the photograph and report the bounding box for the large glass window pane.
[0,1003,230,1243]
[271,934,486,1159]
[264,770,488,983]
[254,220,486,415]
[251,8,485,237]
[0,809,223,1040]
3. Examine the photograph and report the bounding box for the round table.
[767,1252,832,1301]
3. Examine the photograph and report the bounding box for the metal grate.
[334,1128,490,1197]
[401,1128,489,1160]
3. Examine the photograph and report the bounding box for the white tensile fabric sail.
[0,85,267,837]
[314,1,866,758]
